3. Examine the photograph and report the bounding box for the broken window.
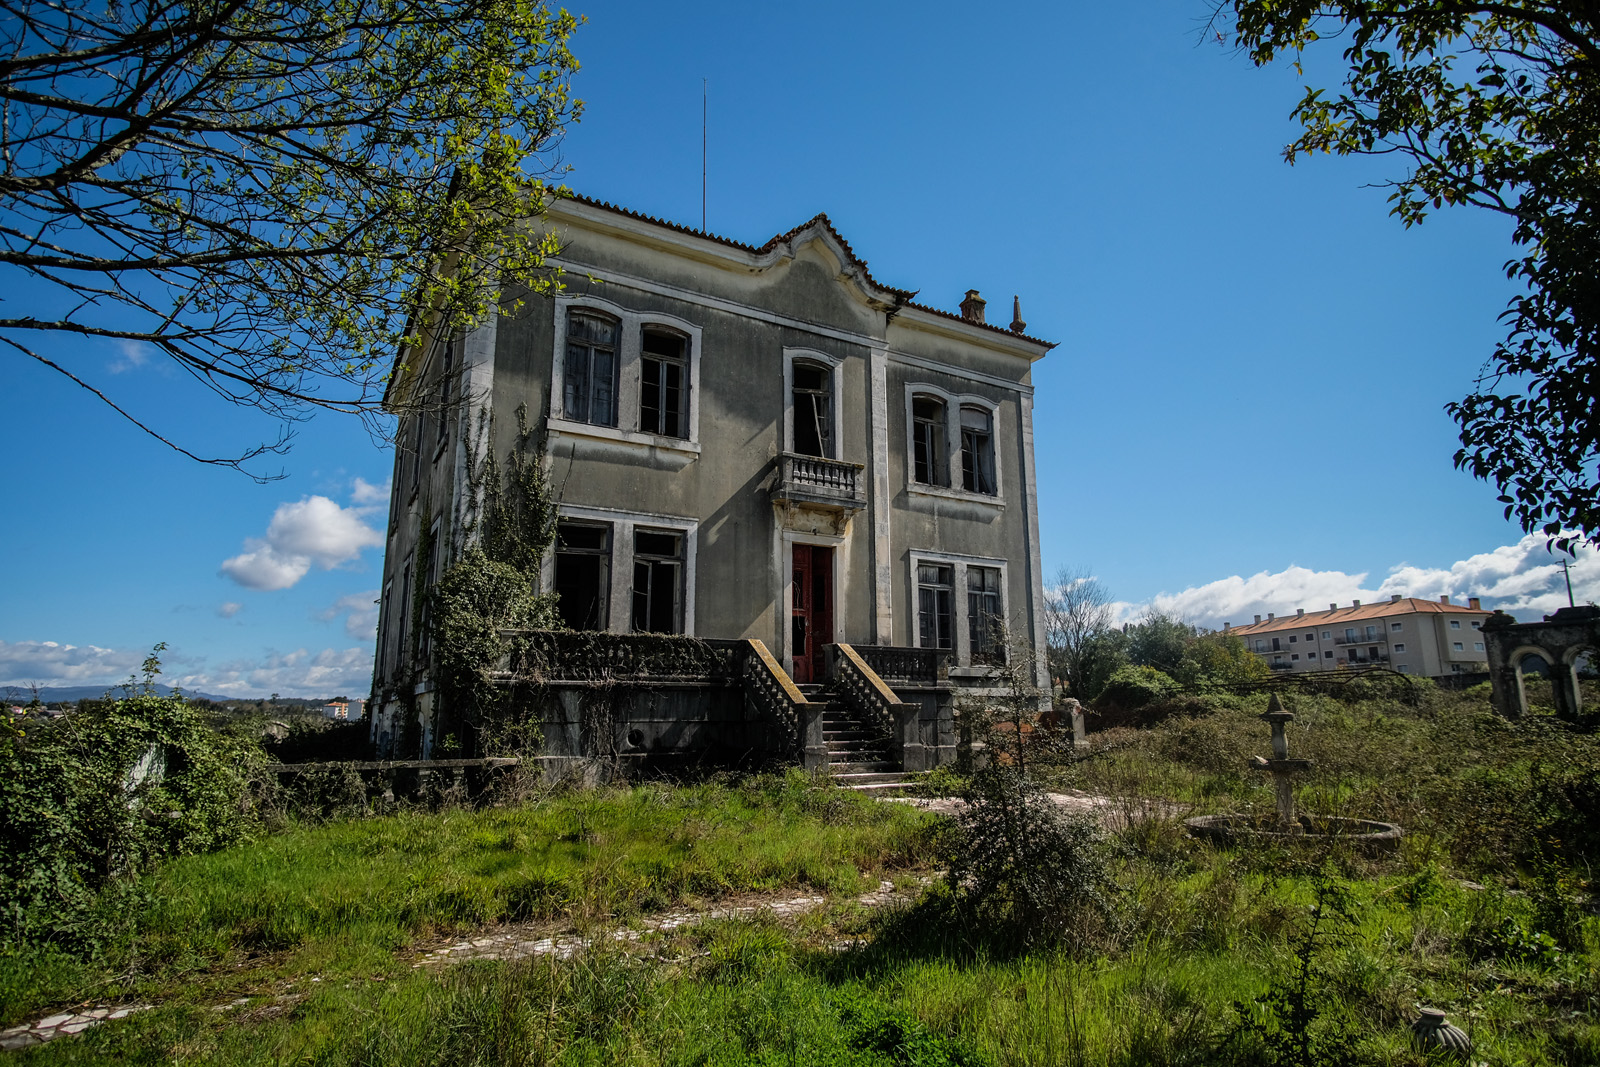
[639,328,689,438]
[792,360,833,458]
[959,405,996,494]
[632,528,683,633]
[911,395,947,486]
[564,311,619,426]
[555,522,611,631]
[917,563,955,650]
[967,565,1003,663]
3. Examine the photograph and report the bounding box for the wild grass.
[5,691,1599,1065]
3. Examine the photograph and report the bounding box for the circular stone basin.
[1184,814,1403,853]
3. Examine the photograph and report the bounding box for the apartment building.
[1226,595,1492,679]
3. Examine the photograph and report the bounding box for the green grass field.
[3,688,1597,1065]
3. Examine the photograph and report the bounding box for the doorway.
[790,544,834,684]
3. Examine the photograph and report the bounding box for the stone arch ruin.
[1482,605,1599,720]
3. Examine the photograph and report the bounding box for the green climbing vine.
[428,402,561,755]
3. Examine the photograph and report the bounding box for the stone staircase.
[798,684,913,793]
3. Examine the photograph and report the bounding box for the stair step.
[824,729,874,740]
[844,779,918,794]
[829,761,899,774]
[832,770,908,785]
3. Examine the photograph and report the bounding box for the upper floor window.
[639,328,689,438]
[563,311,619,427]
[792,359,834,458]
[436,338,454,447]
[911,395,947,486]
[959,406,996,494]
[1450,620,1461,629]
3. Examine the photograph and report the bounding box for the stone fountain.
[1185,694,1403,851]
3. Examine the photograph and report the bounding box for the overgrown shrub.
[946,767,1119,944]
[1095,665,1178,712]
[0,689,261,947]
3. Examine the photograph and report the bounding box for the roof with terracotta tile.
[1226,598,1491,636]
[556,192,1057,349]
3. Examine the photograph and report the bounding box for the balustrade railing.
[774,452,866,509]
[830,644,922,768]
[499,630,743,682]
[742,639,826,769]
[855,645,951,685]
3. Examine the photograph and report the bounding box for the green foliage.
[945,767,1119,943]
[1221,2,1600,548]
[1096,664,1180,712]
[4,0,581,471]
[0,675,262,947]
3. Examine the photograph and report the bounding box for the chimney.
[1223,622,1230,631]
[1469,597,1481,609]
[1353,600,1361,608]
[1009,295,1027,334]
[1296,608,1305,617]
[1329,603,1338,612]
[1391,594,1402,602]
[1254,614,1262,624]
[1440,595,1451,605]
[959,289,987,324]
[1267,612,1276,621]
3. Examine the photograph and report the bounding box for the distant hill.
[1,684,320,705]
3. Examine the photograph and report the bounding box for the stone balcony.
[770,452,867,515]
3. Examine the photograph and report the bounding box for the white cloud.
[107,339,152,374]
[220,495,384,591]
[173,647,373,699]
[319,591,380,639]
[217,601,242,618]
[0,640,144,688]
[1112,534,1600,630]
[351,477,390,506]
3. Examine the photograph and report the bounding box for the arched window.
[563,311,619,427]
[959,405,996,494]
[792,359,833,458]
[639,327,689,438]
[911,394,947,486]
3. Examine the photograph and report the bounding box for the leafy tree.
[1178,629,1272,687]
[1124,611,1196,677]
[3,0,579,474]
[1215,2,1600,550]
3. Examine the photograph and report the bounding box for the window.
[1470,621,1481,629]
[911,395,948,486]
[1475,642,1485,651]
[1256,640,1266,652]
[1453,641,1464,651]
[967,566,1004,663]
[1394,643,1406,653]
[1321,631,1331,639]
[1291,653,1300,661]
[554,522,611,630]
[379,580,393,679]
[1390,622,1403,631]
[791,359,833,458]
[1305,632,1315,640]
[639,328,688,438]
[917,563,955,651]
[959,406,997,494]
[1450,620,1461,629]
[418,523,440,660]
[1289,635,1298,643]
[1365,625,1377,637]
[1323,650,1333,658]
[1345,628,1357,641]
[632,529,684,633]
[397,557,412,660]
[563,311,619,427]
[1398,665,1410,674]
[409,418,423,493]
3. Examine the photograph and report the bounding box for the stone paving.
[0,1004,149,1051]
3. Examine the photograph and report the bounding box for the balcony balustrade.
[770,452,866,513]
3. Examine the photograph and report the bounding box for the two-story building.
[1226,595,1492,679]
[369,196,1055,763]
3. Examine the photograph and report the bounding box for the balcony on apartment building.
[770,452,867,514]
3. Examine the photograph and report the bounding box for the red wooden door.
[790,545,834,683]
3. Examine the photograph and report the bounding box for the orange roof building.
[1224,595,1492,679]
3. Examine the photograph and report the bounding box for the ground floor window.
[917,563,954,650]
[632,528,684,633]
[554,522,611,630]
[966,565,1004,663]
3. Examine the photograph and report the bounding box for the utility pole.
[701,78,707,231]
[1562,557,1576,608]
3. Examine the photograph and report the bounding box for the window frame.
[549,296,703,456]
[908,550,1008,668]
[540,505,698,636]
[783,348,843,460]
[553,520,614,631]
[638,326,691,440]
[902,384,1004,506]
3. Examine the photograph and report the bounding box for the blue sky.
[2,1,1595,697]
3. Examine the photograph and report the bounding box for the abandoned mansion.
[368,195,1056,773]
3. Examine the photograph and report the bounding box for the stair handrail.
[829,643,922,768]
[741,639,827,770]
